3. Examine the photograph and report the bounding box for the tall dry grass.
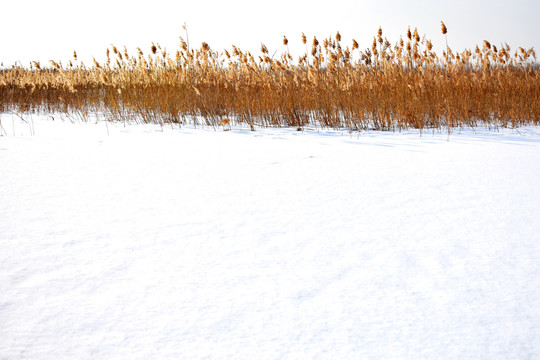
[1,25,538,131]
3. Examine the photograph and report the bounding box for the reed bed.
[1,24,539,131]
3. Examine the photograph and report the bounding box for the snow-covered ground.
[1,114,540,359]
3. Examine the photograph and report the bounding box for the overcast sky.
[1,0,538,66]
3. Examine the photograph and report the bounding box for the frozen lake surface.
[1,115,539,359]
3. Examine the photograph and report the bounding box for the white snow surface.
[1,114,540,359]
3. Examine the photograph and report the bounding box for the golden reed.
[0,25,538,130]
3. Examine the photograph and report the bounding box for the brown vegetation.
[1,25,539,131]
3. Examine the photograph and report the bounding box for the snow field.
[1,115,540,359]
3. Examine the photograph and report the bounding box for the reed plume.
[1,25,538,132]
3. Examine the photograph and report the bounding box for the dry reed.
[1,25,538,131]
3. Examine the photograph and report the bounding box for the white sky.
[1,0,539,66]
